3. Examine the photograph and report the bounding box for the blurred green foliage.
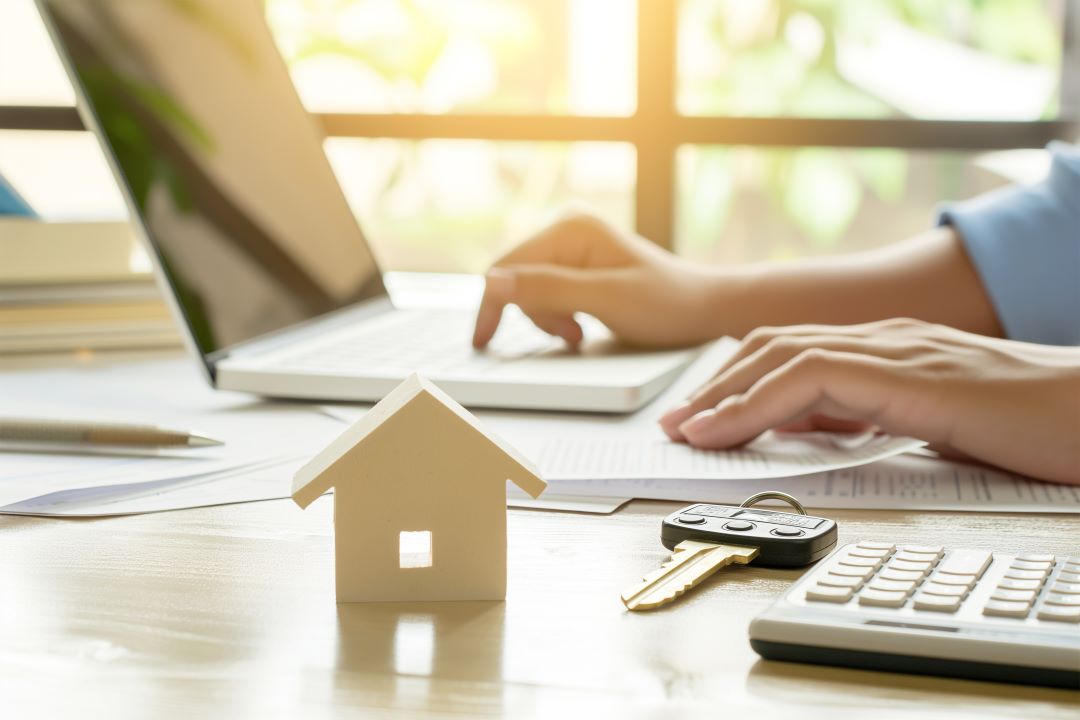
[263,0,1063,266]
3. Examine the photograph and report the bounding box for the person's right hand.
[472,212,724,350]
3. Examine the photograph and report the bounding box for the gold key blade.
[621,540,759,611]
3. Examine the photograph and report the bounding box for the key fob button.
[676,515,706,525]
[771,527,804,537]
[723,521,755,532]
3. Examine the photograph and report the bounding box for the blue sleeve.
[937,141,1080,346]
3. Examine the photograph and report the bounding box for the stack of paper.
[0,220,180,353]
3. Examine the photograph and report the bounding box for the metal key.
[621,540,759,610]
[622,492,838,611]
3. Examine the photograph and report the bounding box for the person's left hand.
[658,319,1080,486]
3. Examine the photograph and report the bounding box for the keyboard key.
[848,547,893,559]
[868,578,917,595]
[829,564,875,579]
[838,555,883,569]
[1016,553,1055,564]
[1010,560,1053,572]
[1059,571,1080,584]
[1043,593,1080,607]
[859,589,908,608]
[1037,605,1080,623]
[887,559,933,574]
[893,551,941,565]
[913,593,961,613]
[997,577,1042,591]
[901,545,944,557]
[806,584,854,603]
[990,587,1037,603]
[878,568,925,583]
[856,541,895,552]
[1004,568,1048,581]
[818,574,864,589]
[921,582,967,598]
[1049,582,1080,595]
[929,573,976,587]
[937,550,992,578]
[983,600,1031,618]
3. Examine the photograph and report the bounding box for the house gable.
[292,374,545,509]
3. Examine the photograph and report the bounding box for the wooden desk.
[1,498,1077,718]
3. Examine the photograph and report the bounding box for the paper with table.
[1,337,1076,516]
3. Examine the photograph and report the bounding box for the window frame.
[2,1,1077,250]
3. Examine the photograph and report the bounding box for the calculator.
[749,542,1080,689]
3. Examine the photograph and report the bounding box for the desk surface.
[1,496,1077,718]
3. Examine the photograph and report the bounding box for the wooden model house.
[292,374,546,602]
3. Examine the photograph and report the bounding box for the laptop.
[37,0,698,412]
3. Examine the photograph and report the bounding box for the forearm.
[699,227,1004,340]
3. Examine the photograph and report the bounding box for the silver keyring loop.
[739,491,807,516]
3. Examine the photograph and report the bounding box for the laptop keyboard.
[273,308,558,376]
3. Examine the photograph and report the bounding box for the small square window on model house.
[399,531,433,569]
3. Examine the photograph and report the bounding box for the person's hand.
[472,212,724,350]
[658,319,1080,485]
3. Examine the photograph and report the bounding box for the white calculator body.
[749,542,1080,689]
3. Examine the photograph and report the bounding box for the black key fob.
[661,502,838,567]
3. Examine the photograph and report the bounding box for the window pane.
[675,145,1043,263]
[679,0,1064,120]
[326,139,635,271]
[267,0,636,115]
[0,0,75,105]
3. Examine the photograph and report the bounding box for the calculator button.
[770,527,804,537]
[829,564,875,579]
[893,551,940,565]
[819,574,864,589]
[913,593,961,613]
[997,577,1042,591]
[1049,582,1080,595]
[1043,593,1080,607]
[928,573,976,587]
[1036,605,1080,623]
[838,555,883,569]
[723,521,755,532]
[676,516,706,525]
[848,546,891,558]
[886,559,932,574]
[901,545,944,557]
[1010,560,1053,572]
[868,578,917,595]
[859,589,908,608]
[806,585,854,603]
[937,550,992,579]
[921,582,967,598]
[1016,553,1055,564]
[878,568,925,583]
[990,588,1037,603]
[983,600,1031,618]
[856,541,895,552]
[1003,568,1047,581]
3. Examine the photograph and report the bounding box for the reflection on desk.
[0,497,1077,718]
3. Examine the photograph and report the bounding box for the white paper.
[527,431,924,481]
[542,452,1080,513]
[0,358,345,515]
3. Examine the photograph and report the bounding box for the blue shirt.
[938,141,1080,346]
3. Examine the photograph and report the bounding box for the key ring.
[739,491,807,516]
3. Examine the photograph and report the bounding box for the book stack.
[0,220,182,354]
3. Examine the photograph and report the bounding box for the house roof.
[291,374,546,508]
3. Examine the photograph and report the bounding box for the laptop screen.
[38,0,386,357]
